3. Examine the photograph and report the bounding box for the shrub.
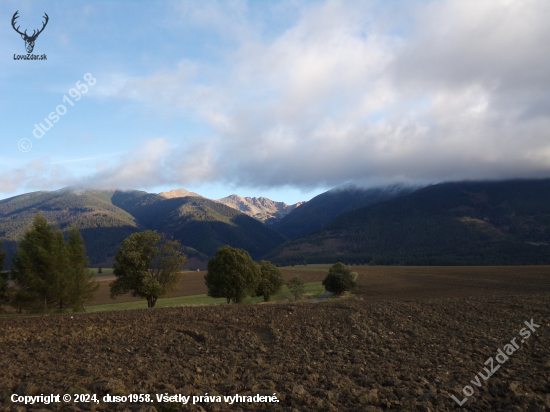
[286,276,305,300]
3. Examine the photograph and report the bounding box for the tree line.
[0,214,358,314]
[108,238,358,306]
[204,245,357,302]
[0,215,190,313]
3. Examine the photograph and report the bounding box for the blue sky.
[1,0,550,204]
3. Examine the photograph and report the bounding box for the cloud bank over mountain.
[3,0,550,197]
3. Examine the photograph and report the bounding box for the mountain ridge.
[3,179,550,269]
[159,189,202,199]
[0,187,286,269]
[269,184,417,239]
[266,178,550,266]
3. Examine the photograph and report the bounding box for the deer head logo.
[12,11,49,54]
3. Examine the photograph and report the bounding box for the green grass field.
[85,281,325,313]
[90,267,114,275]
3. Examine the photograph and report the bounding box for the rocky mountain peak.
[158,188,202,199]
[216,194,304,223]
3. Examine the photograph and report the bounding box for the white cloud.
[78,137,220,190]
[7,0,550,195]
[0,159,72,194]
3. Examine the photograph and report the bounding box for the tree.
[10,215,98,313]
[98,266,103,274]
[110,231,187,308]
[254,260,284,302]
[67,226,99,311]
[286,276,305,300]
[322,262,357,295]
[205,246,260,304]
[11,290,37,314]
[11,214,70,312]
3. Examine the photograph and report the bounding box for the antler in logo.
[12,11,49,54]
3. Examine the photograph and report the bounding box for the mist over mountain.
[270,184,418,240]
[2,179,550,269]
[266,179,550,266]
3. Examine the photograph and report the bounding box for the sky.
[1,0,550,205]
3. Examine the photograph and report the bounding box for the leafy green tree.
[67,226,99,311]
[205,246,260,304]
[11,214,70,312]
[254,260,284,302]
[322,262,357,295]
[110,231,187,308]
[286,276,305,300]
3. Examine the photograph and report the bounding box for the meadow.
[88,264,550,309]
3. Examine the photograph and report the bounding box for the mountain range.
[158,189,305,223]
[1,178,549,269]
[216,195,304,223]
[269,184,416,239]
[0,188,286,269]
[159,189,202,199]
[266,179,550,266]
[159,189,306,225]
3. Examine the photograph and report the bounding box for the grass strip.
[85,281,325,313]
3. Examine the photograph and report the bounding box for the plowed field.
[1,266,549,411]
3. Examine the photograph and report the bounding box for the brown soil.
[92,265,550,306]
[1,266,550,411]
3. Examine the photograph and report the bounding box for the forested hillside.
[3,179,550,268]
[0,189,140,266]
[266,179,550,266]
[270,184,416,239]
[0,188,286,267]
[112,191,287,258]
